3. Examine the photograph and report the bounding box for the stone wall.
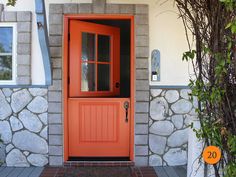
[0,88,48,166]
[149,88,197,166]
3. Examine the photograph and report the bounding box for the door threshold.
[64,160,135,167]
[68,157,130,161]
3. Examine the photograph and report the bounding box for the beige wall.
[149,0,192,86]
[2,0,192,85]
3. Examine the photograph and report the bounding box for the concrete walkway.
[0,166,43,177]
[154,166,187,177]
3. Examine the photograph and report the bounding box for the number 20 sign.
[203,146,221,165]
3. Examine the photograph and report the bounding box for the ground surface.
[0,165,187,177]
[40,166,158,177]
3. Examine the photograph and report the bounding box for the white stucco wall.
[1,0,192,85]
[148,0,192,86]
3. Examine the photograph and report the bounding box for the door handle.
[123,101,129,122]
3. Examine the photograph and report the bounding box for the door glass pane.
[0,27,13,53]
[97,64,110,91]
[82,32,95,61]
[98,35,110,62]
[81,63,96,91]
[0,56,12,80]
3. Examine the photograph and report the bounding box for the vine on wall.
[175,0,236,176]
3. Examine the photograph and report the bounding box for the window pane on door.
[81,63,96,91]
[0,56,12,80]
[82,32,95,61]
[98,35,110,62]
[0,27,13,53]
[97,64,110,91]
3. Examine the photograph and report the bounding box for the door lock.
[123,101,129,122]
[115,82,120,88]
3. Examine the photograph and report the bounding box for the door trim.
[63,15,135,161]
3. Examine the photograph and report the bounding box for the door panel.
[68,98,130,157]
[69,20,120,97]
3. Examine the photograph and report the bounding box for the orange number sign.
[203,146,221,165]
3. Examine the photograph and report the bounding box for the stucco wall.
[1,0,191,85]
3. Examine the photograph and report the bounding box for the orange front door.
[68,20,130,157]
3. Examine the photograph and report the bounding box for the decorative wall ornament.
[151,49,160,82]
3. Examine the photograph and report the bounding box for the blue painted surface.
[150,85,190,89]
[151,49,160,81]
[35,0,52,86]
[0,85,48,88]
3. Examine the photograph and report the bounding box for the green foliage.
[226,20,236,34]
[220,0,236,11]
[224,161,236,177]
[0,56,12,70]
[227,134,236,155]
[176,0,236,176]
[193,119,223,148]
[0,55,12,80]
[225,136,236,177]
[0,71,12,80]
[182,50,196,61]
[6,0,17,6]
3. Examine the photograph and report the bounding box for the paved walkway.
[0,166,43,177]
[40,166,158,177]
[154,166,187,177]
[0,165,187,177]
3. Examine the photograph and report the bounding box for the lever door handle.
[123,101,129,122]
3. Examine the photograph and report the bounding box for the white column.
[187,120,205,177]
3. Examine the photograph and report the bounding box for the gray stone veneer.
[48,0,150,166]
[0,5,32,85]
[149,88,197,166]
[0,88,48,166]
